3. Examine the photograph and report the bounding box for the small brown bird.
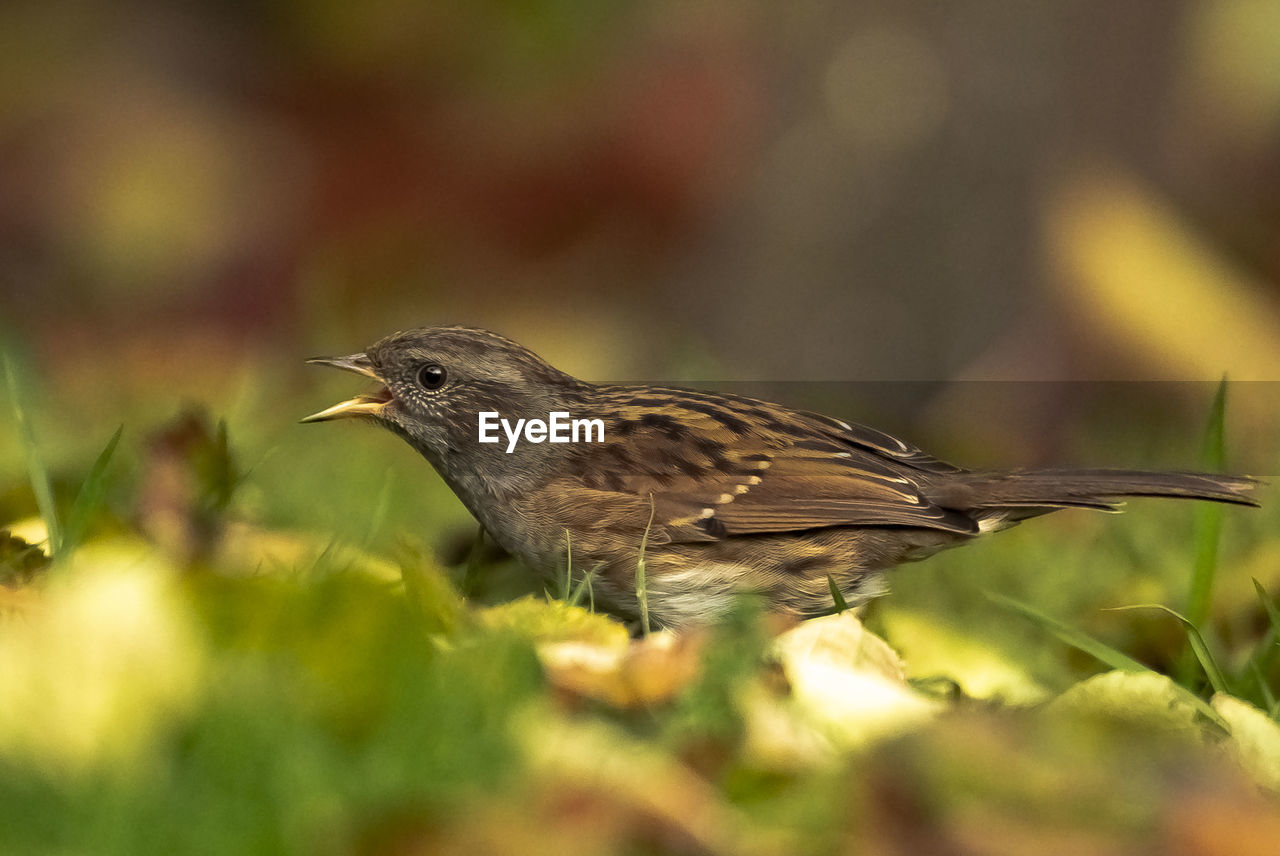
[304,326,1259,628]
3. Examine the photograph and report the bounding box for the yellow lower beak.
[302,353,391,422]
[300,393,389,423]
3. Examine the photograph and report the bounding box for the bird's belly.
[593,526,967,628]
[476,486,971,628]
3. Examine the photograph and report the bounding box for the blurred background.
[3,0,1280,533]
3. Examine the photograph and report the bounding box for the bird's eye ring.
[417,364,447,391]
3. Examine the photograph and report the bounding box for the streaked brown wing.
[566,388,977,543]
[791,408,965,474]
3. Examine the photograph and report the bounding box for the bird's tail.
[949,468,1260,530]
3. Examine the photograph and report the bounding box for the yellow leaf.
[881,608,1050,705]
[0,546,203,773]
[1214,694,1280,792]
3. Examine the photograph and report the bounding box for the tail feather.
[954,468,1261,511]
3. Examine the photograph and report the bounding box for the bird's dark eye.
[417,364,447,390]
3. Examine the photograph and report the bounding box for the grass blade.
[3,348,62,556]
[1108,604,1230,695]
[986,591,1148,673]
[1250,578,1280,687]
[61,425,123,559]
[636,494,656,636]
[1253,579,1280,638]
[1248,658,1277,719]
[566,566,599,611]
[559,528,598,612]
[1185,377,1227,630]
[562,528,572,600]
[828,575,849,613]
[989,592,1230,731]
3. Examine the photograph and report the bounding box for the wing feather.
[565,388,975,543]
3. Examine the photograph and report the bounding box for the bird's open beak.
[301,353,392,422]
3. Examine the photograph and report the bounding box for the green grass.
[1252,579,1280,719]
[635,492,655,636]
[827,574,850,613]
[562,534,598,613]
[973,383,1274,730]
[984,591,1148,674]
[60,425,123,561]
[4,347,63,556]
[1185,377,1228,629]
[4,343,123,567]
[1108,604,1230,695]
[1179,376,1229,687]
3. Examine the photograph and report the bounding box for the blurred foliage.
[5,0,1280,852]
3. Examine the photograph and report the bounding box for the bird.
[303,326,1259,629]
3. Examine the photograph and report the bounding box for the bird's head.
[304,326,591,492]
